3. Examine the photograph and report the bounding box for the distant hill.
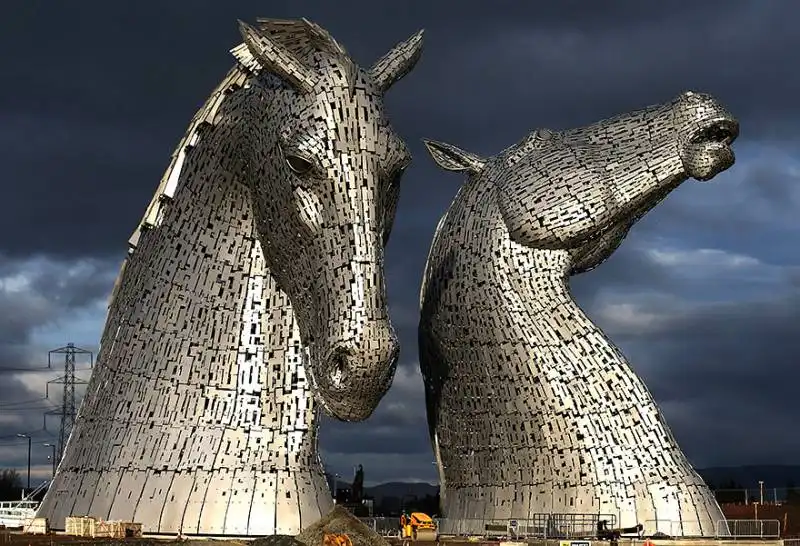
[696,465,800,489]
[325,473,437,504]
[365,481,438,500]
[327,465,800,503]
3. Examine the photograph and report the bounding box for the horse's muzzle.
[316,323,400,421]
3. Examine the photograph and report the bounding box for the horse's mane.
[256,18,353,69]
[233,18,358,93]
[109,18,356,308]
[134,18,357,247]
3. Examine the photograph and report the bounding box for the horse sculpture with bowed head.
[419,92,738,535]
[236,19,422,421]
[36,19,423,536]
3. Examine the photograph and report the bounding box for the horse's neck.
[99,69,320,467]
[504,246,609,344]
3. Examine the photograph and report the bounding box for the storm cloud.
[0,0,797,485]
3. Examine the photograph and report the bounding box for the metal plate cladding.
[419,91,739,536]
[36,18,423,536]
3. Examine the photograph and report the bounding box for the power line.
[6,406,57,412]
[0,365,92,375]
[0,397,49,408]
[0,430,50,442]
[0,435,55,447]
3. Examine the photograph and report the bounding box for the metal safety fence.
[358,517,403,538]
[642,518,710,537]
[642,518,779,538]
[360,512,616,539]
[715,518,781,538]
[713,486,799,505]
[360,515,781,539]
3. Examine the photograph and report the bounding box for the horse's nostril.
[328,347,351,387]
[333,352,348,373]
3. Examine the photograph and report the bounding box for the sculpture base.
[36,467,332,536]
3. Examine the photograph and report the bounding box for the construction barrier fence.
[715,518,781,538]
[359,515,781,539]
[360,513,615,539]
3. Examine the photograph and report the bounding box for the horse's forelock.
[255,18,358,94]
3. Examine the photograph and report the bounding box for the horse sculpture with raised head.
[37,18,423,536]
[419,91,738,536]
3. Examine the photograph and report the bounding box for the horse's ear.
[237,20,317,93]
[369,29,424,93]
[423,139,486,174]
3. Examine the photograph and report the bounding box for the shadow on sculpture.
[36,17,423,536]
[418,91,738,536]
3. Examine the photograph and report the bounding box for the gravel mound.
[296,506,389,546]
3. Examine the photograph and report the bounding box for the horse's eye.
[286,155,313,174]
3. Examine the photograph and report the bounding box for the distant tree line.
[706,478,800,505]
[0,469,23,501]
[786,481,800,505]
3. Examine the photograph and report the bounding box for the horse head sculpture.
[419,91,738,534]
[232,20,422,421]
[425,91,738,272]
[37,18,422,536]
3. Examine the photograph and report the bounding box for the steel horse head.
[234,19,423,421]
[418,91,739,532]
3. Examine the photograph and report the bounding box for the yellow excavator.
[400,512,437,540]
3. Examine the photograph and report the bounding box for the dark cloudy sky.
[1,1,798,487]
